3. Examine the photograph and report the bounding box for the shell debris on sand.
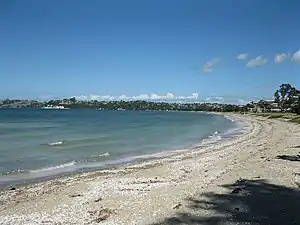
[86,177,172,198]
[87,208,116,223]
[2,114,299,224]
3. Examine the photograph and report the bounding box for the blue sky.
[1,0,300,104]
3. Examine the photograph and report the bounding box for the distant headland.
[0,84,299,114]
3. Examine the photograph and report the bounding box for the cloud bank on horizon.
[74,93,199,102]
[70,93,266,105]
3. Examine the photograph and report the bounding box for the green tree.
[274,84,297,112]
[70,97,76,103]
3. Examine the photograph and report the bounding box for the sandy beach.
[1,113,300,225]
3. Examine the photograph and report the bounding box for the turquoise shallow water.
[0,109,237,185]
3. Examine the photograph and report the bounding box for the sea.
[0,108,240,187]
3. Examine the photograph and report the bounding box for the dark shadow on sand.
[291,145,300,148]
[276,154,300,162]
[150,179,300,225]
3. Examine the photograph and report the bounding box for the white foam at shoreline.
[29,161,76,173]
[75,119,245,171]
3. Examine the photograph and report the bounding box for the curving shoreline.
[1,113,300,224]
[0,111,235,188]
[0,112,238,189]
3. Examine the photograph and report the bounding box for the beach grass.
[255,113,271,117]
[289,115,300,124]
[268,114,284,119]
[253,112,299,121]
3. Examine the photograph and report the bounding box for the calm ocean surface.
[0,109,238,186]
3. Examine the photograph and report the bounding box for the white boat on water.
[42,105,69,110]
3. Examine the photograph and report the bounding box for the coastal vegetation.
[0,84,299,116]
[274,84,300,114]
[248,84,300,124]
[0,99,246,112]
[253,113,300,124]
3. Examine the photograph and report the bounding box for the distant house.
[247,100,281,113]
[248,103,263,113]
[269,102,280,112]
[292,89,300,114]
[270,108,281,112]
[270,102,278,107]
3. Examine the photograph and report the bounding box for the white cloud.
[274,53,289,63]
[118,95,131,101]
[74,93,199,102]
[177,93,199,100]
[236,53,248,60]
[291,49,300,63]
[203,58,220,72]
[237,99,248,105]
[204,95,261,105]
[205,96,224,101]
[205,96,224,104]
[149,93,174,100]
[77,94,116,101]
[132,94,149,100]
[246,55,267,67]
